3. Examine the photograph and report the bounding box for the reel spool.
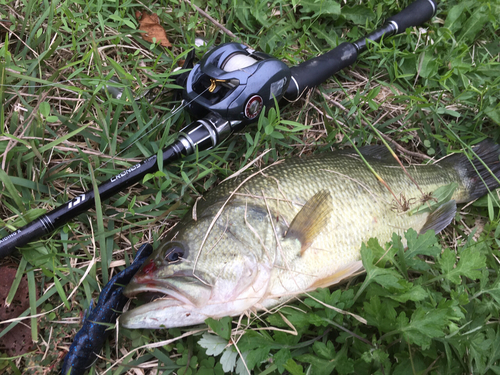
[183,42,291,129]
[221,53,258,72]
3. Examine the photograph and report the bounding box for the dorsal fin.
[285,190,333,255]
[419,200,457,235]
[336,145,395,161]
[355,145,394,160]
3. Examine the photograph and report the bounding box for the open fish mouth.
[123,280,200,307]
[121,273,214,329]
[134,291,171,304]
[121,280,215,329]
[123,265,214,305]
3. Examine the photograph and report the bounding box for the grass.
[0,0,500,373]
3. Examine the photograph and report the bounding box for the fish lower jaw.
[121,298,228,329]
[121,301,204,329]
[120,294,264,329]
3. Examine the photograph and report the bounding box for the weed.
[1,0,500,374]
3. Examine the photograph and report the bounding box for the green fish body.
[122,141,500,329]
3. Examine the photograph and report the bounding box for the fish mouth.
[123,269,213,310]
[120,295,209,329]
[124,280,198,306]
[121,275,213,329]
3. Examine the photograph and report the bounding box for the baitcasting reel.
[176,0,437,155]
[184,42,291,125]
[176,43,291,154]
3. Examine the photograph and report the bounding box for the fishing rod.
[0,0,437,258]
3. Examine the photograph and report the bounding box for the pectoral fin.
[419,200,457,235]
[285,190,333,255]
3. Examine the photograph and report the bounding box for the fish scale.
[211,155,455,301]
[121,141,500,329]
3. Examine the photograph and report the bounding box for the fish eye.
[165,245,184,263]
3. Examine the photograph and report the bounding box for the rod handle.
[284,0,437,100]
[387,0,437,34]
[284,42,358,101]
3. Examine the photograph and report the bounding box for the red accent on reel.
[245,95,263,119]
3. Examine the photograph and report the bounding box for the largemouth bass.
[121,140,500,329]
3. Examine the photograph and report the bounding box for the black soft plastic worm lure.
[61,243,153,375]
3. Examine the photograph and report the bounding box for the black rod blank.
[0,142,184,257]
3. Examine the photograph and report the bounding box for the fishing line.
[0,84,209,256]
[1,57,209,230]
[0,75,191,88]
[52,87,208,197]
[23,84,208,202]
[0,77,102,88]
